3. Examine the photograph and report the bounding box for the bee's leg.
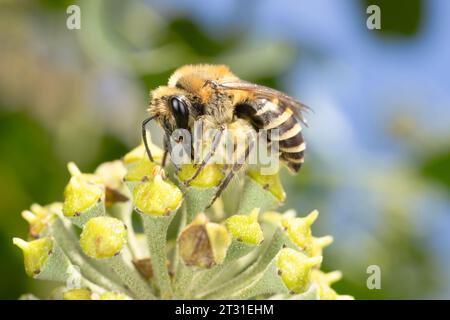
[184,128,224,187]
[206,138,255,208]
[142,116,157,162]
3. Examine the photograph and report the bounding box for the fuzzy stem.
[173,265,196,299]
[108,255,155,300]
[171,205,187,277]
[237,178,280,214]
[184,187,217,222]
[226,260,288,299]
[141,214,174,299]
[192,240,255,296]
[199,228,286,298]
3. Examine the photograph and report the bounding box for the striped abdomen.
[235,98,305,173]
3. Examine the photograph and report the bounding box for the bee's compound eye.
[170,96,189,129]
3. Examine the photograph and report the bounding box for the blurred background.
[1,0,449,299]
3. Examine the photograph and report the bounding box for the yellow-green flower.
[282,210,318,251]
[21,203,59,238]
[63,288,92,300]
[277,248,322,293]
[62,162,104,217]
[95,160,127,190]
[133,168,183,216]
[99,291,127,300]
[311,270,350,300]
[13,237,54,277]
[261,209,297,226]
[12,134,350,300]
[307,235,333,257]
[123,142,163,165]
[124,157,157,182]
[177,163,224,187]
[226,208,264,245]
[247,169,286,202]
[80,217,127,259]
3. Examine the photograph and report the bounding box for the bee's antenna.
[142,116,157,162]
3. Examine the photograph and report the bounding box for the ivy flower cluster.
[13,137,352,300]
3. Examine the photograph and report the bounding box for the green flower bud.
[247,169,286,202]
[12,144,351,300]
[62,162,105,217]
[80,217,127,259]
[237,170,286,214]
[123,142,163,165]
[95,160,127,190]
[96,161,130,206]
[177,163,224,222]
[178,214,231,268]
[99,291,127,300]
[13,237,53,277]
[177,164,224,188]
[261,210,296,227]
[307,235,333,258]
[21,203,59,238]
[14,236,84,284]
[133,167,183,216]
[226,208,264,245]
[311,270,345,300]
[63,288,92,300]
[124,157,157,182]
[282,210,318,251]
[277,248,322,293]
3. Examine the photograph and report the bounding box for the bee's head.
[148,86,195,132]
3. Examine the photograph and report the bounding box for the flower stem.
[171,205,187,276]
[192,240,255,296]
[200,228,286,298]
[226,260,287,299]
[173,265,196,299]
[141,214,174,299]
[109,255,155,300]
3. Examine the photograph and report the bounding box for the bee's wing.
[210,80,311,126]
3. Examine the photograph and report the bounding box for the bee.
[143,64,309,204]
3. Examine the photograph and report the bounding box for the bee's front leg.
[142,116,157,162]
[183,124,224,187]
